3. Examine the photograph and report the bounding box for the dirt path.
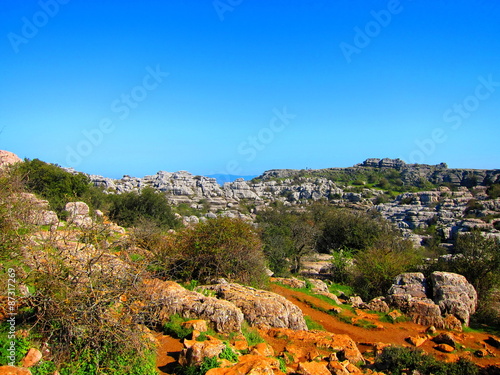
[271,284,500,366]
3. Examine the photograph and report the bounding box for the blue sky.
[1,0,499,179]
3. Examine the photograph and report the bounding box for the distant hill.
[206,174,258,185]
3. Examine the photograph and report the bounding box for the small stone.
[20,348,42,368]
[182,319,208,332]
[0,366,32,375]
[435,344,455,353]
[406,336,427,347]
[250,343,274,357]
[297,361,331,375]
[474,349,489,358]
[426,326,436,334]
[432,332,457,348]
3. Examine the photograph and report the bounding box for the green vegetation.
[375,346,478,375]
[176,356,221,375]
[12,158,91,216]
[219,343,238,362]
[257,203,319,275]
[107,187,179,229]
[304,315,325,331]
[241,323,265,346]
[154,217,267,286]
[163,314,193,339]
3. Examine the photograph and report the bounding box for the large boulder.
[141,279,244,333]
[430,271,477,325]
[179,336,226,366]
[204,282,308,330]
[386,272,478,328]
[387,272,427,298]
[65,201,92,227]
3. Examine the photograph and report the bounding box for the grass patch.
[354,319,378,330]
[163,314,193,339]
[379,312,410,324]
[329,283,354,297]
[304,315,325,331]
[219,343,238,362]
[241,322,265,347]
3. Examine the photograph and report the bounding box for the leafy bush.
[257,203,319,275]
[108,187,179,229]
[375,346,478,375]
[163,314,193,339]
[0,171,33,260]
[12,159,91,215]
[313,207,397,253]
[177,356,221,375]
[352,234,420,301]
[160,217,267,286]
[487,183,500,199]
[25,242,155,374]
[241,323,265,347]
[219,343,238,362]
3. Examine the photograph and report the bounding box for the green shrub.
[164,217,267,286]
[177,356,221,375]
[12,159,91,216]
[257,203,319,275]
[163,314,193,339]
[375,346,478,375]
[219,343,238,362]
[108,187,179,229]
[241,323,265,347]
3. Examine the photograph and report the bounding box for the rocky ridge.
[82,158,500,246]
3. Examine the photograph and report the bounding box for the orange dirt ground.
[155,284,500,374]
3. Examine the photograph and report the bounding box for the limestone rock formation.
[141,279,244,333]
[0,150,22,168]
[65,201,92,227]
[430,271,477,325]
[204,282,308,331]
[387,272,478,328]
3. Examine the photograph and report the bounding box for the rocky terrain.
[77,157,500,247]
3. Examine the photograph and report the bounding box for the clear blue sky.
[1,0,499,179]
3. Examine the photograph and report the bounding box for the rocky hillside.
[80,158,500,247]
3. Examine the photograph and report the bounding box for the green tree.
[314,207,395,253]
[257,204,319,275]
[353,234,419,300]
[107,187,179,229]
[12,159,91,215]
[163,217,267,286]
